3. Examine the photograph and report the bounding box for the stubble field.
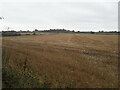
[2,33,118,88]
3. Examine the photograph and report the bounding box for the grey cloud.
[0,1,118,31]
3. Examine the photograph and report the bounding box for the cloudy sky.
[0,0,119,31]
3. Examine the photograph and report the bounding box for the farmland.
[2,33,118,88]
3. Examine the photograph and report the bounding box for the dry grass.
[2,33,118,88]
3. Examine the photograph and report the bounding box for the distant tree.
[35,29,38,31]
[91,31,95,34]
[33,31,36,35]
[72,30,75,32]
[27,30,30,32]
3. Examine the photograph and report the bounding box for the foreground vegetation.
[2,33,118,88]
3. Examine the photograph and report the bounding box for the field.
[2,33,118,88]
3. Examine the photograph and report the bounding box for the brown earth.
[2,33,118,88]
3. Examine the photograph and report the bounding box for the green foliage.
[2,49,51,88]
[2,65,42,88]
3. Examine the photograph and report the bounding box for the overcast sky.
[0,0,119,31]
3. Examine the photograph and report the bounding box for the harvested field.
[2,33,118,88]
